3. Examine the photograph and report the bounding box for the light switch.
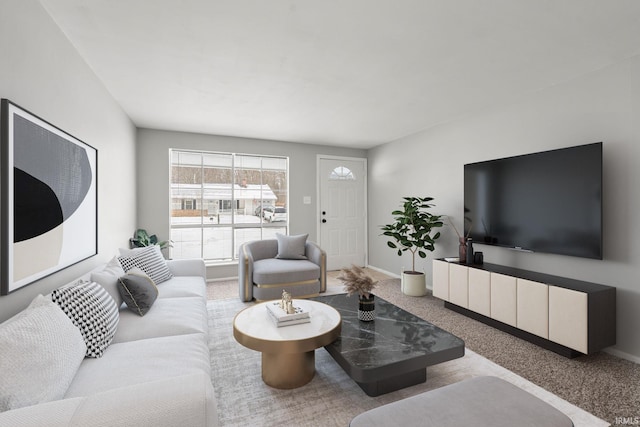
[303,196,311,204]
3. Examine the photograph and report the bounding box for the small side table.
[233,299,341,389]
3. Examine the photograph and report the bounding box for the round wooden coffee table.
[233,299,341,389]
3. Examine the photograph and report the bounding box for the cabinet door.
[517,279,549,338]
[490,273,517,327]
[432,260,450,301]
[549,286,588,354]
[468,268,491,317]
[449,263,468,308]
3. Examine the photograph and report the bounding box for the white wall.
[136,128,366,278]
[368,54,640,360]
[0,0,137,321]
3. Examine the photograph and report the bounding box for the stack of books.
[266,301,310,327]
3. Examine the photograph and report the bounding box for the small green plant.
[129,229,172,249]
[381,196,444,273]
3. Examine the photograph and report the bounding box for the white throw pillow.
[91,256,126,307]
[51,281,119,358]
[118,245,173,284]
[0,295,86,412]
[103,255,126,276]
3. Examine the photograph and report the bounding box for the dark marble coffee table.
[311,294,465,396]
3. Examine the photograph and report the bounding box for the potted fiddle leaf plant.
[381,196,444,296]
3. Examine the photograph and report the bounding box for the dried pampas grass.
[337,265,375,298]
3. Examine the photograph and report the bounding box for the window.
[169,150,288,262]
[329,166,355,180]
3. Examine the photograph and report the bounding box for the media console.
[432,259,616,358]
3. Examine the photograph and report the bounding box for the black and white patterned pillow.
[118,245,172,284]
[51,281,119,358]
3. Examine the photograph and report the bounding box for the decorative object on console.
[466,238,474,264]
[459,239,467,264]
[446,215,472,264]
[0,99,97,295]
[381,197,443,296]
[337,264,377,321]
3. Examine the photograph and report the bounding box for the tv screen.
[464,142,603,259]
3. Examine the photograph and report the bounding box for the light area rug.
[207,298,608,427]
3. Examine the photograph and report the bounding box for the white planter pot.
[401,272,426,296]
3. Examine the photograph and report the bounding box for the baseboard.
[365,264,400,278]
[206,276,238,283]
[604,347,640,364]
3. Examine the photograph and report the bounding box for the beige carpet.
[206,273,614,426]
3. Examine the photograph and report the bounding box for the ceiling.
[39,0,640,149]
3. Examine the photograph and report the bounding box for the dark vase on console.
[466,238,474,264]
[458,238,467,263]
[358,294,375,322]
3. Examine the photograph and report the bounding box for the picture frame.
[1,99,97,295]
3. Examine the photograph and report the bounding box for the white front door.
[318,156,367,271]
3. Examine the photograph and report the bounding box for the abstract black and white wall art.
[1,99,97,295]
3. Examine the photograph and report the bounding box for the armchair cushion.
[275,233,308,260]
[253,259,320,284]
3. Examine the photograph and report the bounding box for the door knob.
[322,219,327,223]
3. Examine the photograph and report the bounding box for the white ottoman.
[350,376,573,427]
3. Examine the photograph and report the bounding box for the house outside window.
[170,149,288,262]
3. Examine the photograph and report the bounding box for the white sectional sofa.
[0,253,218,427]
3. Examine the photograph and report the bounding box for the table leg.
[262,351,316,389]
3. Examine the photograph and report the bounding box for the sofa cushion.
[64,333,211,398]
[117,268,159,316]
[156,276,207,299]
[112,297,207,344]
[253,258,320,284]
[275,233,308,260]
[0,373,217,427]
[51,281,119,358]
[118,245,173,284]
[0,295,86,412]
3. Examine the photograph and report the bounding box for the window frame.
[169,149,289,263]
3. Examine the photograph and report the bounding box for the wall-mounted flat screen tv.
[464,142,603,259]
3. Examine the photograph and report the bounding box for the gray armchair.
[238,239,326,302]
